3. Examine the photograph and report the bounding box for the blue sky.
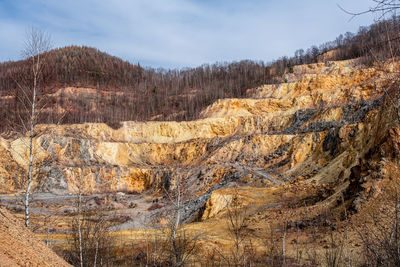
[0,0,377,68]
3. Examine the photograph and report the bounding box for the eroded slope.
[0,206,71,266]
[0,59,397,235]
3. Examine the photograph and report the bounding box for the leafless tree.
[126,177,202,266]
[76,173,84,267]
[338,4,400,266]
[339,0,400,20]
[16,27,52,228]
[226,193,248,265]
[161,178,202,266]
[355,166,400,266]
[324,232,345,267]
[68,173,114,267]
[219,190,254,267]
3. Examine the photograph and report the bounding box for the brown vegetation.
[0,17,400,132]
[3,3,400,266]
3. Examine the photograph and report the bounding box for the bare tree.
[77,173,84,267]
[17,28,52,228]
[67,172,114,267]
[339,0,400,19]
[69,202,114,267]
[226,193,248,265]
[340,3,400,266]
[355,165,400,266]
[346,1,400,123]
[162,178,202,266]
[220,190,253,267]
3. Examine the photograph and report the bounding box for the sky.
[0,0,378,69]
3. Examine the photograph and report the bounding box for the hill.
[0,57,399,265]
[0,206,70,266]
[0,16,400,266]
[0,16,399,132]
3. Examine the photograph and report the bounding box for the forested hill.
[0,17,399,131]
[0,46,143,92]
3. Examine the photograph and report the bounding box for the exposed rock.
[0,58,398,232]
[323,127,341,157]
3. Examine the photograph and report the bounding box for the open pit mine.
[1,58,400,266]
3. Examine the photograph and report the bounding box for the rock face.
[0,206,71,266]
[0,59,399,226]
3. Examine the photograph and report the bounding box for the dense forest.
[0,16,400,131]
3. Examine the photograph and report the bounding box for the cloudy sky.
[0,0,377,68]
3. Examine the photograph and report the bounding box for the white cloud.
[0,0,377,68]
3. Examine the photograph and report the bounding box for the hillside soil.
[0,58,399,265]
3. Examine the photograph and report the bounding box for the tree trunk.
[24,64,37,228]
[78,188,83,267]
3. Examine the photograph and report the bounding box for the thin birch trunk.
[24,54,38,228]
[94,239,99,267]
[78,186,83,267]
[171,184,181,265]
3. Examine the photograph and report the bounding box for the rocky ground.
[0,58,399,264]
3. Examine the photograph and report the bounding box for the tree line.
[1,17,400,131]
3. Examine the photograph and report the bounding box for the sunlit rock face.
[0,58,397,217]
